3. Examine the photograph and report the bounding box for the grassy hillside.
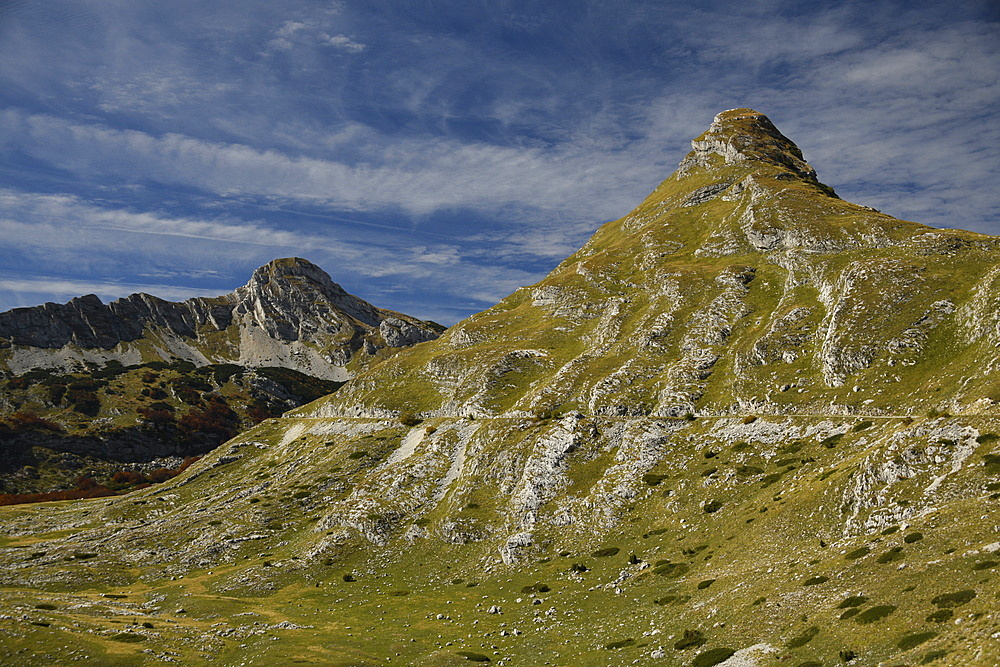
[1,110,998,665]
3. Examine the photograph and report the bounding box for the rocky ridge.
[0,257,443,380]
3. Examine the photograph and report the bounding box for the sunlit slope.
[1,412,999,665]
[2,110,999,666]
[302,109,1000,420]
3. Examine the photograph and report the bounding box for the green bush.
[674,629,706,650]
[925,609,953,623]
[837,595,868,608]
[604,638,635,649]
[787,626,819,648]
[455,652,491,662]
[877,546,904,564]
[821,433,843,448]
[854,605,896,624]
[904,532,923,543]
[898,632,937,650]
[654,562,689,578]
[592,547,620,557]
[691,648,736,667]
[845,547,870,560]
[399,411,421,427]
[931,589,975,608]
[697,579,716,590]
[802,576,829,586]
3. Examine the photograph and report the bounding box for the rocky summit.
[1,110,999,666]
[0,257,443,381]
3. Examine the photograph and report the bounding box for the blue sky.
[1,1,998,324]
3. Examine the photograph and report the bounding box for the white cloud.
[322,33,366,53]
[0,278,228,304]
[0,109,658,223]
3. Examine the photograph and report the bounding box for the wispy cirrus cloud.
[0,1,997,323]
[0,108,662,221]
[0,188,540,320]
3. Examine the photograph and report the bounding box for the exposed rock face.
[0,258,441,379]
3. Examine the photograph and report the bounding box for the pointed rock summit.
[0,258,441,379]
[680,108,819,182]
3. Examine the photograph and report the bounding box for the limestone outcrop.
[0,258,442,379]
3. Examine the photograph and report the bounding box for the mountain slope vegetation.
[1,110,998,666]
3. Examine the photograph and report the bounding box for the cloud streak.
[0,1,997,322]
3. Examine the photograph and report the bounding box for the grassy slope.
[0,414,997,665]
[2,110,999,665]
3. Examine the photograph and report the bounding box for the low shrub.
[592,547,620,557]
[399,411,421,427]
[455,652,491,662]
[837,595,868,608]
[604,638,635,650]
[854,605,896,624]
[931,589,975,608]
[654,562,690,578]
[691,648,736,667]
[674,629,706,650]
[876,546,904,564]
[898,632,937,650]
[925,609,953,623]
[787,626,820,648]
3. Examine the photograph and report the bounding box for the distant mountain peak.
[679,108,823,187]
[0,258,440,378]
[250,257,343,290]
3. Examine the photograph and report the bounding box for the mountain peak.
[679,108,820,184]
[249,257,345,294]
